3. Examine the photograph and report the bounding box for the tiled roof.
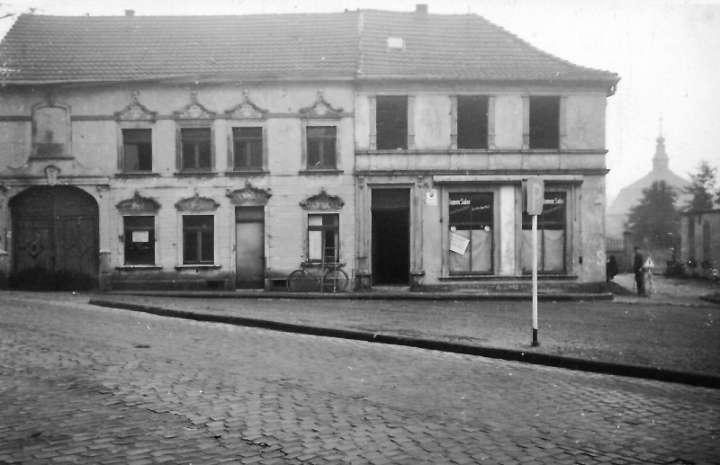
[0,10,618,87]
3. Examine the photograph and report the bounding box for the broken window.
[376,96,407,150]
[123,216,155,265]
[232,127,263,170]
[457,96,488,149]
[306,126,337,169]
[529,96,560,149]
[180,127,212,170]
[183,215,214,264]
[122,129,152,172]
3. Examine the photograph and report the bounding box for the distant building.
[607,133,689,240]
[0,6,618,291]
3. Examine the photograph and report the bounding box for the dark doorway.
[235,206,265,288]
[10,186,99,290]
[372,189,410,285]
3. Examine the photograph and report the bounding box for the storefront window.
[521,192,566,273]
[448,192,493,273]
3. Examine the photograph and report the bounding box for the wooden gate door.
[235,207,265,288]
[10,186,99,289]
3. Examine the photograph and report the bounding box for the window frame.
[519,188,572,275]
[229,125,265,172]
[528,95,561,150]
[306,213,340,264]
[119,127,154,173]
[176,123,215,173]
[375,95,409,150]
[122,215,157,266]
[446,191,496,275]
[305,125,338,170]
[456,95,489,150]
[181,214,215,265]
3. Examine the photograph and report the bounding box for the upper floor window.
[376,96,407,150]
[180,127,212,171]
[122,129,152,172]
[232,127,263,171]
[529,96,560,149]
[32,102,71,158]
[306,126,337,169]
[457,96,489,149]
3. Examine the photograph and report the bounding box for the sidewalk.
[83,275,720,388]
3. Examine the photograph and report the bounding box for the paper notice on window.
[449,231,470,255]
[132,230,149,243]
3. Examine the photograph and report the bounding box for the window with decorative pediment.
[225,91,268,173]
[174,90,216,173]
[31,98,71,158]
[175,193,219,265]
[300,91,343,172]
[115,92,157,173]
[116,191,161,266]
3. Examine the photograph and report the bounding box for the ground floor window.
[183,215,214,264]
[308,214,339,263]
[448,192,493,273]
[124,216,155,265]
[521,191,566,273]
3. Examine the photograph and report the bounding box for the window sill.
[174,171,217,177]
[29,155,74,161]
[115,172,160,178]
[115,265,162,271]
[298,169,344,175]
[225,170,268,176]
[175,264,222,270]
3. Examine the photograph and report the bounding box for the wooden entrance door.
[235,207,265,288]
[11,186,99,289]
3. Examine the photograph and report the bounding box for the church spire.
[653,116,669,171]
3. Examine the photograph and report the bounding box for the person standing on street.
[633,246,646,296]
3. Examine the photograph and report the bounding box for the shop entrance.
[371,189,410,285]
[235,206,265,288]
[10,186,99,290]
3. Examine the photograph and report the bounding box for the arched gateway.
[10,186,99,290]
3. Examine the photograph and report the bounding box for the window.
[448,193,493,273]
[457,96,488,149]
[32,104,71,158]
[232,127,263,171]
[376,96,407,150]
[306,126,337,169]
[308,214,339,263]
[522,192,566,273]
[181,128,212,170]
[529,96,560,149]
[183,215,214,264]
[123,216,155,265]
[122,129,152,172]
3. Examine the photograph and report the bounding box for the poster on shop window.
[449,231,469,255]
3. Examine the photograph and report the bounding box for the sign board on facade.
[523,177,544,215]
[449,231,470,255]
[132,230,149,243]
[425,189,438,206]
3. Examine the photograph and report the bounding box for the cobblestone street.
[1,293,719,464]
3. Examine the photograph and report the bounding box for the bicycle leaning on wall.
[287,261,349,293]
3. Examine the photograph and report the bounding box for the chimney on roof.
[125,9,135,17]
[415,4,428,15]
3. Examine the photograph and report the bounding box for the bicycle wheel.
[287,269,307,292]
[323,269,349,293]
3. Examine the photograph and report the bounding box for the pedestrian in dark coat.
[606,255,618,283]
[633,247,645,296]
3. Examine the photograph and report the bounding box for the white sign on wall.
[449,231,470,255]
[425,189,438,206]
[132,230,149,243]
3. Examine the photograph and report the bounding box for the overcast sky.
[1,0,719,200]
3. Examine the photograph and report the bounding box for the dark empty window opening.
[529,96,560,149]
[181,128,212,170]
[183,215,214,264]
[307,126,337,169]
[457,96,489,149]
[232,127,263,170]
[122,129,152,171]
[123,216,155,265]
[376,96,407,150]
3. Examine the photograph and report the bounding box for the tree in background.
[684,160,718,211]
[627,181,680,250]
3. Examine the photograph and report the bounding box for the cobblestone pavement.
[1,294,719,465]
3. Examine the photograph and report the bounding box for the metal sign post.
[523,177,544,347]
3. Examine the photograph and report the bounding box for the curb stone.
[89,298,720,390]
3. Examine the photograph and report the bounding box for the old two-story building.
[0,6,618,291]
